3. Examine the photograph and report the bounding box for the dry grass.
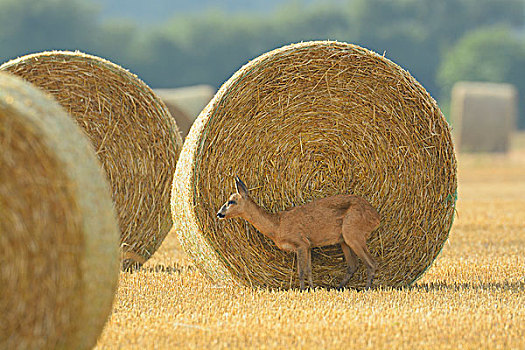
[94,132,525,349]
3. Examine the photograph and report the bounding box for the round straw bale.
[172,41,457,290]
[451,81,517,153]
[1,51,183,269]
[0,73,119,349]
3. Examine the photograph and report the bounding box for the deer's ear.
[235,176,249,197]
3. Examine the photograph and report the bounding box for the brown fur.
[217,178,380,290]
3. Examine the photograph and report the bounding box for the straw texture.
[1,51,183,269]
[451,81,517,153]
[0,73,119,349]
[172,41,457,290]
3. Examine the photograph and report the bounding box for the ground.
[95,133,525,349]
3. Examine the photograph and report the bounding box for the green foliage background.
[1,0,524,127]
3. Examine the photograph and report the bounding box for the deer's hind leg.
[337,242,358,290]
[343,236,377,289]
[342,215,377,289]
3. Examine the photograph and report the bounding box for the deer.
[216,177,380,291]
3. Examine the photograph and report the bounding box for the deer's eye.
[227,200,237,205]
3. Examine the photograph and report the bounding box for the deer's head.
[217,176,251,220]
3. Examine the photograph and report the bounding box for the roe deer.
[217,177,380,290]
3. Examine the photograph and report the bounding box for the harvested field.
[94,132,525,349]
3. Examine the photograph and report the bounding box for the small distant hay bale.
[155,85,215,137]
[153,93,194,138]
[451,81,517,153]
[1,51,183,269]
[0,73,119,349]
[172,41,457,290]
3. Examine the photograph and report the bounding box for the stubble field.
[95,133,525,349]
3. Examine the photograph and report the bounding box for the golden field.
[95,133,525,350]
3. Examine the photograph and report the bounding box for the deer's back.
[277,195,379,247]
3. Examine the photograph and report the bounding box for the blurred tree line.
[1,0,524,127]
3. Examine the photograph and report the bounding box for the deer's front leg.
[296,247,308,291]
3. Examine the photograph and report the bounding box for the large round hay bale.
[1,51,183,269]
[0,73,119,349]
[172,41,457,289]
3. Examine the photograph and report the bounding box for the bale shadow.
[409,279,525,293]
[333,277,525,293]
[123,263,196,275]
